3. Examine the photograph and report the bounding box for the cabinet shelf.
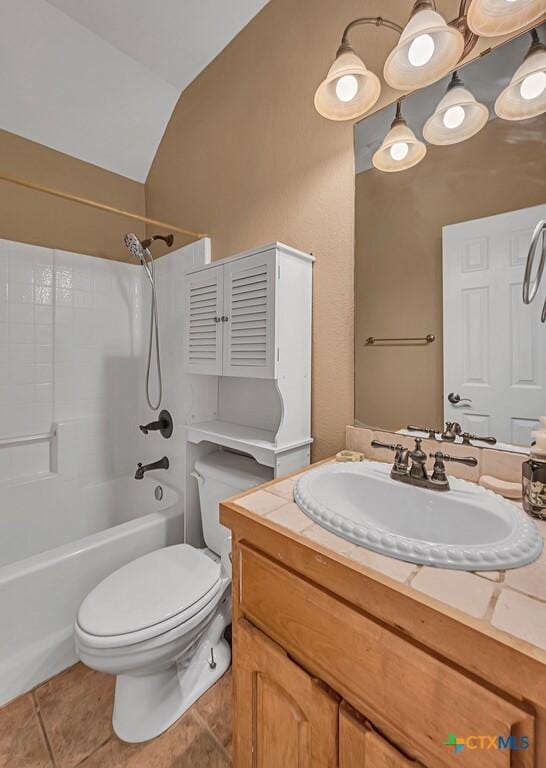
[185,419,312,468]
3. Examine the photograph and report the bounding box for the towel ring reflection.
[522,219,546,306]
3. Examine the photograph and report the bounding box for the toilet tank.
[193,451,273,555]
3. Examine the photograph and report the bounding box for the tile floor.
[0,663,232,768]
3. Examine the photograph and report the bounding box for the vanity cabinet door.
[234,618,339,768]
[222,250,277,379]
[340,703,422,768]
[184,265,224,375]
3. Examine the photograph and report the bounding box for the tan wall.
[145,0,371,460]
[355,113,546,432]
[0,130,146,262]
[144,0,515,459]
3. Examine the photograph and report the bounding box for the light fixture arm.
[447,70,464,90]
[521,28,546,67]
[392,100,406,127]
[458,0,473,16]
[340,16,403,51]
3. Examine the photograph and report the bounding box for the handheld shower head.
[124,233,147,265]
[123,232,164,412]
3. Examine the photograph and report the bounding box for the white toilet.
[74,450,271,743]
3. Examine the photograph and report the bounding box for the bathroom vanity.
[221,446,546,767]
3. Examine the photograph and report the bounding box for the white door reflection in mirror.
[443,204,546,445]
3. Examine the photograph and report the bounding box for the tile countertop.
[229,460,546,656]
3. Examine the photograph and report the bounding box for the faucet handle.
[371,440,398,452]
[429,451,478,467]
[461,432,497,446]
[138,410,173,439]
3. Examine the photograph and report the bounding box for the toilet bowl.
[75,451,271,742]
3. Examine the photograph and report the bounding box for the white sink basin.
[294,461,543,570]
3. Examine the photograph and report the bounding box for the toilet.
[74,450,271,743]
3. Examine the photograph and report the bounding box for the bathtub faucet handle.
[138,410,173,439]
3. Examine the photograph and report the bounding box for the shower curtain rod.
[0,172,207,240]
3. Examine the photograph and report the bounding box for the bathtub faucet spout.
[134,456,169,480]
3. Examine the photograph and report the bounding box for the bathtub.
[0,474,182,706]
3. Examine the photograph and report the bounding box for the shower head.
[124,233,147,265]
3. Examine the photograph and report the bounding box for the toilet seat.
[76,545,223,649]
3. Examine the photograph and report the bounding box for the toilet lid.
[77,544,221,637]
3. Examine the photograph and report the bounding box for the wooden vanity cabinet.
[236,619,339,768]
[236,619,419,768]
[229,536,537,768]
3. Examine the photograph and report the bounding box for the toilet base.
[112,617,231,743]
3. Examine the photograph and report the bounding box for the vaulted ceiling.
[1,0,269,181]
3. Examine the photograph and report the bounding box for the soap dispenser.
[522,416,546,519]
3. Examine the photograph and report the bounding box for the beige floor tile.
[492,589,546,651]
[196,669,232,752]
[504,557,546,601]
[267,477,296,501]
[266,502,313,533]
[349,548,418,583]
[0,694,52,768]
[302,524,356,556]
[84,711,230,768]
[411,567,496,619]
[236,490,287,516]
[35,663,114,768]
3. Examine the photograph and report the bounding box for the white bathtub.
[0,474,182,706]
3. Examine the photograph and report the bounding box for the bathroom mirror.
[354,24,546,452]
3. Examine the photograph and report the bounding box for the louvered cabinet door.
[222,251,276,378]
[184,266,224,375]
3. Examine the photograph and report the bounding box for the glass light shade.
[467,0,545,37]
[383,9,465,91]
[372,119,427,172]
[495,42,546,120]
[314,48,381,121]
[423,84,489,144]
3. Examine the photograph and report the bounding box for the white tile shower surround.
[0,237,210,485]
[0,239,141,483]
[0,236,211,705]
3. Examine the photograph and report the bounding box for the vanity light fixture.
[383,1,465,91]
[372,102,427,172]
[314,4,478,123]
[467,0,545,38]
[495,28,546,120]
[314,40,382,121]
[423,71,489,144]
[314,18,399,121]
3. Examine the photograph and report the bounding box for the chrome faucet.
[134,456,169,480]
[371,438,477,492]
